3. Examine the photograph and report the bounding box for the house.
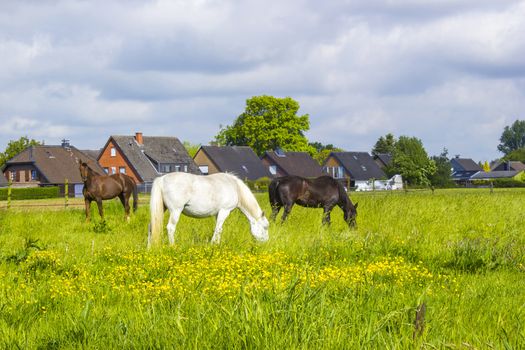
[97,132,200,187]
[374,153,392,169]
[491,160,525,172]
[323,152,386,188]
[193,146,271,180]
[450,156,482,183]
[470,170,525,182]
[2,141,104,197]
[260,150,324,178]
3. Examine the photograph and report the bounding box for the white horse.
[148,172,269,247]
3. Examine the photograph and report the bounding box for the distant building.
[374,153,392,169]
[193,146,271,180]
[0,172,8,187]
[2,141,104,197]
[261,150,324,178]
[470,170,525,182]
[450,156,482,184]
[97,132,200,186]
[491,160,525,172]
[323,151,386,188]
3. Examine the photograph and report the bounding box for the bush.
[246,177,271,192]
[471,179,525,188]
[0,186,60,200]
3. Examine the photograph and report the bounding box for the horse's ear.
[354,202,358,210]
[261,211,265,218]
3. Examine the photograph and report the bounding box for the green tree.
[215,95,313,156]
[183,141,201,158]
[0,136,42,168]
[372,133,396,157]
[501,147,525,163]
[309,142,344,165]
[482,161,491,172]
[498,120,525,155]
[388,136,436,186]
[429,148,454,188]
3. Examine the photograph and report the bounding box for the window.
[10,171,15,181]
[335,166,345,179]
[163,164,170,173]
[103,168,109,174]
[111,167,116,174]
[269,165,277,175]
[110,147,116,157]
[119,167,126,174]
[175,165,180,172]
[31,170,37,180]
[184,165,188,172]
[361,165,367,172]
[199,165,209,175]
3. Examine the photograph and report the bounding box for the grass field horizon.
[0,188,524,348]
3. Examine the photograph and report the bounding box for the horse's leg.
[167,209,182,245]
[270,204,281,222]
[118,193,131,221]
[281,202,294,223]
[211,209,232,244]
[96,199,104,220]
[322,204,336,225]
[84,198,91,222]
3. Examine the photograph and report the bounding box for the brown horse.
[269,175,358,228]
[79,160,138,221]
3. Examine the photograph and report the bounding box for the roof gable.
[108,135,200,182]
[450,158,481,172]
[199,146,271,180]
[263,150,324,178]
[328,152,386,181]
[5,145,104,183]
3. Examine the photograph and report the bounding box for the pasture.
[0,189,524,348]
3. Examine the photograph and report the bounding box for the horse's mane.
[224,173,262,219]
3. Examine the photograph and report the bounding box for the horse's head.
[250,211,269,242]
[346,202,358,229]
[78,160,90,182]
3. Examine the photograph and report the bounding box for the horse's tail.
[268,178,281,207]
[149,176,165,248]
[132,180,138,212]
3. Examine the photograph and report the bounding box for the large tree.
[0,136,42,168]
[388,136,436,186]
[502,147,525,163]
[429,148,453,188]
[372,133,396,157]
[498,120,525,155]
[215,95,313,156]
[309,142,344,165]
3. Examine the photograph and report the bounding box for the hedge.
[0,186,61,200]
[471,179,525,188]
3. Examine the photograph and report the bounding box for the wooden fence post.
[7,178,12,209]
[64,178,69,208]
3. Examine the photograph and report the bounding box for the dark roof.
[470,170,522,180]
[80,149,102,161]
[492,161,525,172]
[375,153,392,166]
[451,170,479,181]
[5,145,105,183]
[107,135,200,182]
[198,146,271,180]
[263,150,324,178]
[450,158,481,172]
[327,152,386,181]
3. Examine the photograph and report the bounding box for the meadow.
[0,188,524,349]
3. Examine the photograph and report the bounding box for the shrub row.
[471,179,525,188]
[0,186,60,200]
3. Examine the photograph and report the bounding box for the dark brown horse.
[79,160,138,221]
[269,175,358,228]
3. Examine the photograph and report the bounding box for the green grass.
[0,188,524,348]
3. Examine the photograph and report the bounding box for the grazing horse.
[148,172,269,247]
[79,160,138,221]
[269,175,358,228]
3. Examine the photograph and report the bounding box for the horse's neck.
[235,180,260,220]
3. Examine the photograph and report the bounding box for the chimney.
[135,132,143,145]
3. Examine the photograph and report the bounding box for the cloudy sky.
[1,0,524,162]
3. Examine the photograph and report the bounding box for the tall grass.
[0,189,524,348]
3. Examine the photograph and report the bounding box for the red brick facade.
[98,139,141,183]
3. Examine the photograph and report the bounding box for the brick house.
[193,146,271,180]
[97,132,200,188]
